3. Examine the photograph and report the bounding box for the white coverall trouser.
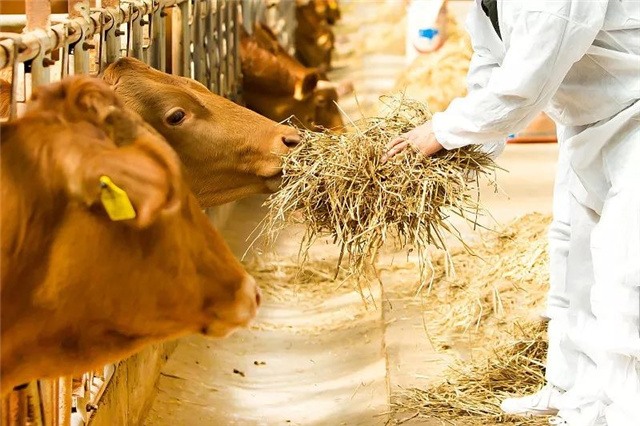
[431,2,640,425]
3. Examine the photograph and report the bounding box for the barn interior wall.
[87,342,178,426]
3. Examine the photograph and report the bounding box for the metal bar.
[25,0,52,32]
[12,387,29,426]
[69,0,91,75]
[177,0,189,77]
[225,0,233,98]
[192,0,204,82]
[150,3,165,70]
[205,0,214,91]
[25,383,44,426]
[0,15,69,28]
[58,378,72,426]
[0,0,187,70]
[104,0,121,64]
[233,0,241,100]
[215,0,223,95]
[25,0,52,88]
[130,3,144,59]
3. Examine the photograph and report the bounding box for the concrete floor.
[143,3,558,424]
[143,143,556,426]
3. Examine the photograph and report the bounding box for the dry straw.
[394,321,549,426]
[420,213,551,349]
[256,95,499,285]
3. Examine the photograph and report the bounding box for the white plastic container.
[406,0,448,64]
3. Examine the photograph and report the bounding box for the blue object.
[418,28,439,39]
[508,133,516,139]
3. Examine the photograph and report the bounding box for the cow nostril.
[282,135,301,148]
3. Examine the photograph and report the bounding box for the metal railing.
[0,1,243,425]
[241,0,296,54]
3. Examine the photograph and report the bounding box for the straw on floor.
[418,213,551,350]
[256,95,499,284]
[394,321,549,426]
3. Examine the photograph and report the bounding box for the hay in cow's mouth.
[254,95,500,284]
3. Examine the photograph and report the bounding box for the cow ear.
[66,76,122,122]
[294,70,319,101]
[75,137,183,228]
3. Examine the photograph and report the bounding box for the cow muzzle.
[202,275,261,338]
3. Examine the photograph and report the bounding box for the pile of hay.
[426,213,550,341]
[257,95,498,283]
[394,15,473,113]
[395,321,549,426]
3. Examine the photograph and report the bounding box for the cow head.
[102,57,301,208]
[295,2,336,70]
[314,81,344,130]
[0,76,260,393]
[241,23,320,101]
[310,0,341,25]
[240,23,344,131]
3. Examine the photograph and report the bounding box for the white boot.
[500,384,565,416]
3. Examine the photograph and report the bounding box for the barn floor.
[141,142,557,426]
[142,3,558,424]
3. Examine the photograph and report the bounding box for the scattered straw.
[394,321,549,426]
[256,95,499,286]
[421,213,551,348]
[245,257,379,334]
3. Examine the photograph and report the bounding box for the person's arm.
[463,10,505,158]
[387,1,608,158]
[433,1,607,150]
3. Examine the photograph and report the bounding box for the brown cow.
[101,57,301,207]
[295,2,336,71]
[307,0,341,25]
[241,23,319,100]
[0,76,260,395]
[240,23,344,131]
[314,81,344,130]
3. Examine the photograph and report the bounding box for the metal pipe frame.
[192,0,204,83]
[0,0,185,70]
[215,0,224,96]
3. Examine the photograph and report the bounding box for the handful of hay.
[257,96,499,282]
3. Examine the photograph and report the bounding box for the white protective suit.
[432,1,640,425]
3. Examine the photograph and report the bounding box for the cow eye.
[165,108,186,126]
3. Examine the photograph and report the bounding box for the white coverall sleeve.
[432,1,608,150]
[464,23,505,157]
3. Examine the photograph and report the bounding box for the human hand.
[383,121,444,162]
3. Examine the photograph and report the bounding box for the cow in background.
[240,23,344,131]
[294,1,338,71]
[0,76,260,395]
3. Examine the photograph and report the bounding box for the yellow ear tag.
[99,176,137,221]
